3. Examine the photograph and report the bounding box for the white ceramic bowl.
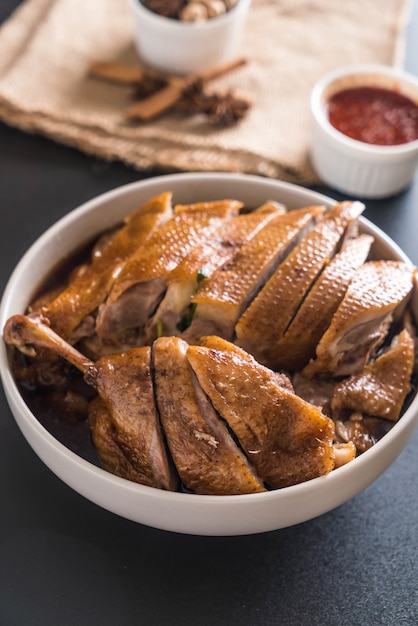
[310,64,418,198]
[128,0,251,75]
[1,172,417,536]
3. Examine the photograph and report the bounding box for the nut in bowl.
[1,173,418,536]
[310,64,418,198]
[128,0,252,75]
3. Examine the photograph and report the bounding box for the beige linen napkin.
[0,0,412,183]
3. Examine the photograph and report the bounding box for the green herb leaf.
[176,303,197,333]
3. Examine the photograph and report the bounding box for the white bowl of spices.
[310,64,418,198]
[128,0,252,75]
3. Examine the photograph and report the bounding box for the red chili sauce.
[327,86,418,146]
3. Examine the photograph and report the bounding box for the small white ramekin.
[310,64,418,199]
[128,0,251,75]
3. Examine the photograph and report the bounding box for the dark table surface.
[1,2,418,625]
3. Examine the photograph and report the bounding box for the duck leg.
[3,314,177,490]
[4,314,93,373]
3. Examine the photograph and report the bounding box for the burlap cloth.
[0,0,412,183]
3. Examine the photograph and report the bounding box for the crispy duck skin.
[145,201,286,341]
[184,204,326,342]
[187,336,336,489]
[266,234,374,371]
[42,192,174,342]
[87,346,177,490]
[331,329,415,421]
[3,314,177,490]
[235,201,365,368]
[302,261,416,379]
[95,200,241,348]
[104,198,242,306]
[88,396,169,485]
[152,336,266,495]
[172,199,245,215]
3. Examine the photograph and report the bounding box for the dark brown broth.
[9,229,120,466]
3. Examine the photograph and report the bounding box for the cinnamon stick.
[126,57,248,121]
[89,61,148,85]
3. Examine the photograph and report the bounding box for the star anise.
[132,75,168,100]
[142,0,186,19]
[176,81,251,126]
[176,79,212,114]
[206,91,251,126]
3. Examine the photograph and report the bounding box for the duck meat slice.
[88,396,138,480]
[267,234,374,371]
[187,336,336,489]
[43,191,174,342]
[152,336,266,495]
[172,199,244,215]
[88,346,178,490]
[183,204,326,342]
[331,328,415,421]
[95,200,241,350]
[145,201,286,342]
[88,396,173,486]
[3,314,177,490]
[302,261,416,379]
[235,201,365,369]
